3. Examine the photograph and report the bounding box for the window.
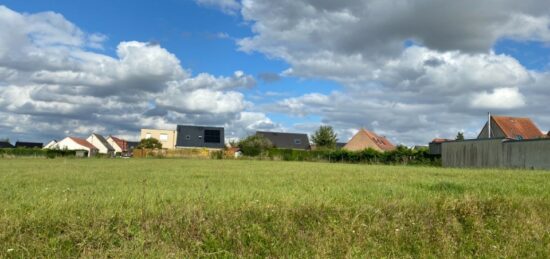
[145,133,151,139]
[516,135,524,140]
[294,139,301,145]
[185,135,191,140]
[204,130,221,143]
[159,134,168,142]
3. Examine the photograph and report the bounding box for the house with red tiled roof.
[477,115,545,140]
[343,128,396,152]
[49,137,99,157]
[107,135,127,154]
[106,136,139,156]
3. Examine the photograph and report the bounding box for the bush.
[0,148,76,158]
[244,146,440,166]
[137,138,163,149]
[210,150,224,160]
[238,135,273,157]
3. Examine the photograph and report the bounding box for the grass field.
[0,159,549,258]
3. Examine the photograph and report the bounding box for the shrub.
[137,138,163,149]
[238,135,273,157]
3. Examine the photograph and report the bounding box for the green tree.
[238,135,273,156]
[137,138,163,149]
[311,125,338,149]
[456,132,465,141]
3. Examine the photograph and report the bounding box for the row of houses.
[44,134,139,157]
[139,125,397,152]
[430,115,550,169]
[3,124,398,158]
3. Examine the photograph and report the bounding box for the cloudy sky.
[1,0,550,145]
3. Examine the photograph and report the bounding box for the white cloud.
[228,0,550,144]
[0,5,270,142]
[470,88,526,109]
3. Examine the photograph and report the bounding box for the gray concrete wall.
[442,138,550,169]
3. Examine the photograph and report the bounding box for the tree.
[311,125,338,149]
[238,135,273,156]
[137,138,163,149]
[456,132,465,141]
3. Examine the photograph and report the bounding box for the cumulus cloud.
[0,5,266,142]
[470,88,526,109]
[230,0,550,144]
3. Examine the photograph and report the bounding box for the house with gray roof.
[0,141,14,148]
[256,131,311,150]
[87,133,115,156]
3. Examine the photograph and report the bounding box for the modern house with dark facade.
[176,125,225,149]
[256,131,311,150]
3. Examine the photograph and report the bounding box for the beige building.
[140,129,177,149]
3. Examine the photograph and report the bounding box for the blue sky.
[1,0,550,145]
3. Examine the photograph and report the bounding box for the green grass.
[0,159,549,258]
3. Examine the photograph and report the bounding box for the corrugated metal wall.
[442,139,550,169]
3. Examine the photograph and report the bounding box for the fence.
[442,138,550,169]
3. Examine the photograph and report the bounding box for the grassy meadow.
[0,158,549,258]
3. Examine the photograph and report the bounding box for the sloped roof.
[69,137,97,150]
[431,138,452,143]
[492,116,543,140]
[0,141,14,148]
[343,129,396,152]
[256,131,310,150]
[89,133,114,151]
[109,136,127,151]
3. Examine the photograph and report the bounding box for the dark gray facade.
[176,125,225,149]
[442,138,550,169]
[256,131,310,150]
[429,142,443,155]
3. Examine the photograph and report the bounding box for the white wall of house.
[106,137,123,153]
[55,137,96,157]
[87,135,112,155]
[44,140,58,149]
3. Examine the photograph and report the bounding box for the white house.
[106,135,125,154]
[87,133,115,156]
[53,137,99,157]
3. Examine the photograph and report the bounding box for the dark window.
[186,135,190,140]
[294,139,301,145]
[204,130,221,143]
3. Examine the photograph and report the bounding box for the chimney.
[488,112,491,139]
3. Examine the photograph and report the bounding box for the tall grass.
[0,159,548,257]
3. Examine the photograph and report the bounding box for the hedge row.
[247,147,440,166]
[0,148,76,158]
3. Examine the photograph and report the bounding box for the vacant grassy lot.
[0,159,549,258]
